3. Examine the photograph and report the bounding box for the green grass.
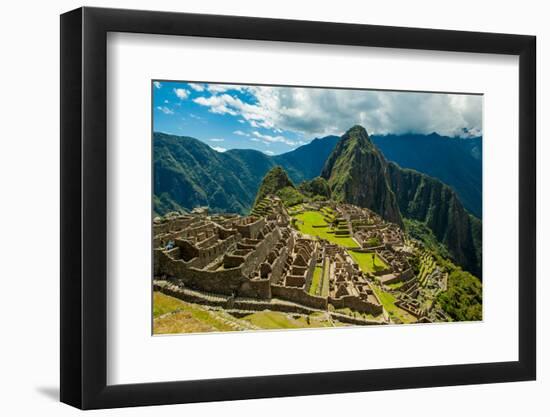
[153,293,343,333]
[294,210,328,226]
[309,266,323,295]
[349,251,388,273]
[153,291,189,318]
[333,307,378,321]
[370,285,417,324]
[386,282,405,290]
[242,311,333,329]
[153,292,235,333]
[293,210,359,247]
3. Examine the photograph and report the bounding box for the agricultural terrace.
[286,203,306,215]
[369,284,417,324]
[292,210,359,248]
[154,292,239,333]
[154,292,341,332]
[418,251,436,287]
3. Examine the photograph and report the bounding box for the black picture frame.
[60,6,536,410]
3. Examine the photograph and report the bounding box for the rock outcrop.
[387,163,482,277]
[321,125,403,226]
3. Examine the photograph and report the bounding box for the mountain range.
[154,130,482,217]
[153,132,339,215]
[153,128,482,277]
[371,133,482,218]
[321,126,480,277]
[386,161,481,276]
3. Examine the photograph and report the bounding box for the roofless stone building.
[153,196,444,323]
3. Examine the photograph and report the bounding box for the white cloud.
[194,84,483,138]
[233,130,250,137]
[210,145,227,152]
[189,114,202,120]
[164,99,169,104]
[188,83,205,92]
[207,84,245,94]
[251,131,296,146]
[156,106,174,115]
[153,81,162,89]
[193,94,240,116]
[209,138,225,142]
[264,150,275,155]
[174,88,190,100]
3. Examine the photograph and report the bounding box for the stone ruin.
[324,245,383,315]
[153,197,447,324]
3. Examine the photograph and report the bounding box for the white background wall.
[0,0,546,415]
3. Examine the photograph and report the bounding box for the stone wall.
[330,312,385,326]
[223,249,253,268]
[196,233,219,249]
[379,268,414,285]
[350,245,385,253]
[239,227,282,277]
[329,294,383,315]
[271,284,328,310]
[177,221,213,241]
[155,247,203,276]
[299,243,318,292]
[236,217,266,239]
[155,281,388,325]
[395,300,422,318]
[154,230,188,248]
[399,268,414,281]
[155,225,289,298]
[268,246,290,284]
[372,266,393,276]
[153,217,196,235]
[217,226,238,240]
[155,281,320,316]
[176,234,237,269]
[237,278,272,299]
[174,239,199,262]
[286,275,306,288]
[163,257,272,298]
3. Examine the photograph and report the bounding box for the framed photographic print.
[60,6,536,410]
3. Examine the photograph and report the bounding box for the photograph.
[0,0,543,414]
[152,81,483,334]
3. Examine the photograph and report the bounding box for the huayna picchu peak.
[321,125,403,227]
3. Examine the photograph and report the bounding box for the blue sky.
[153,81,306,155]
[153,81,482,156]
